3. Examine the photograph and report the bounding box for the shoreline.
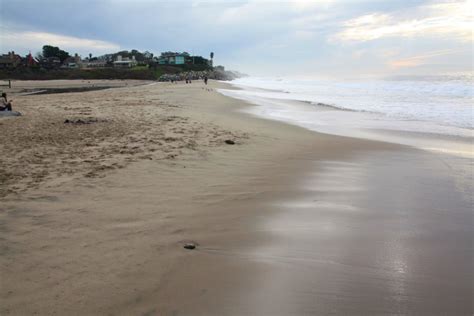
[218,82,473,159]
[1,80,472,315]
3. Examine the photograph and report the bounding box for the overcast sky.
[0,0,472,78]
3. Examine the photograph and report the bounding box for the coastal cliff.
[0,66,245,81]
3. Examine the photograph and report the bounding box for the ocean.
[218,75,473,157]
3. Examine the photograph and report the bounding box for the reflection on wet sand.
[161,149,472,315]
[250,152,472,315]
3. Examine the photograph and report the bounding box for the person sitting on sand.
[0,93,12,111]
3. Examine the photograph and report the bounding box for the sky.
[0,0,472,78]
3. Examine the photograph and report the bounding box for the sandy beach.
[0,80,472,315]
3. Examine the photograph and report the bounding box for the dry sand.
[0,80,244,197]
[0,80,472,315]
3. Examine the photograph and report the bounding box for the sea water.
[218,75,473,157]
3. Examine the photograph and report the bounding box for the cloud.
[0,28,121,56]
[289,0,334,11]
[334,0,473,43]
[0,0,471,77]
[388,48,466,69]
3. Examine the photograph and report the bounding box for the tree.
[192,56,211,65]
[42,45,70,62]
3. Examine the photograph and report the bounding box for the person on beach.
[204,76,208,85]
[0,93,13,111]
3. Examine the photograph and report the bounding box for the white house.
[113,55,137,68]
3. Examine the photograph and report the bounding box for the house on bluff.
[0,51,22,69]
[158,52,189,65]
[113,55,138,68]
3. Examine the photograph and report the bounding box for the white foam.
[218,76,474,157]
[229,76,474,130]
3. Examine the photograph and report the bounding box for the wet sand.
[0,80,472,315]
[153,150,472,316]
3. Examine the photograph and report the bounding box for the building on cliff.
[61,54,82,68]
[113,55,138,68]
[158,52,188,65]
[0,51,22,69]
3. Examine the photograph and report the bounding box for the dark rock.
[64,117,105,125]
[224,140,235,145]
[184,243,196,250]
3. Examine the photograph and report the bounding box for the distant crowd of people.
[184,75,208,85]
[170,74,208,85]
[160,71,210,85]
